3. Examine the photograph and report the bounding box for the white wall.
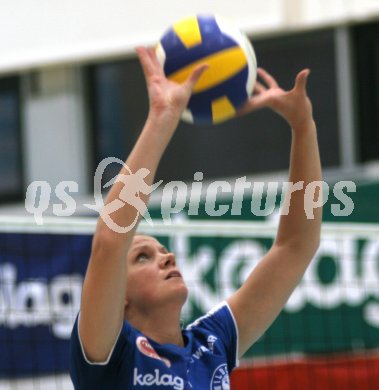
[22,67,90,195]
[1,0,378,75]
[0,0,281,74]
[303,0,379,24]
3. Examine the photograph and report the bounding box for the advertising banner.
[1,220,379,377]
[1,182,378,377]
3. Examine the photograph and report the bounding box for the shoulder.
[185,301,240,373]
[70,315,139,388]
[186,301,239,367]
[70,313,135,366]
[186,301,238,333]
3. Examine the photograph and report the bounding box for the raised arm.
[228,68,322,356]
[79,47,207,362]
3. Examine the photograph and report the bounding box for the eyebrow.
[131,243,168,254]
[131,244,151,254]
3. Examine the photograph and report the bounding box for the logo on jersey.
[211,363,230,390]
[133,368,184,390]
[207,335,218,352]
[192,345,208,360]
[136,336,171,367]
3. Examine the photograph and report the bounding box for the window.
[0,77,22,201]
[87,60,148,184]
[353,21,379,163]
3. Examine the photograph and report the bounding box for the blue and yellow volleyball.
[156,14,257,125]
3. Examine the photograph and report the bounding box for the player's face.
[125,235,188,310]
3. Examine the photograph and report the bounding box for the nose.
[159,252,176,268]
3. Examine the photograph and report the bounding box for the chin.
[173,284,188,304]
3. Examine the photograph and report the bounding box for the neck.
[126,305,184,347]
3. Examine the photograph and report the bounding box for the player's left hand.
[237,68,314,130]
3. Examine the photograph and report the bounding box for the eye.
[136,252,150,262]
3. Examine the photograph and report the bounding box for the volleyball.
[156,14,257,125]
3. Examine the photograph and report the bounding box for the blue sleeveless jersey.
[70,301,239,389]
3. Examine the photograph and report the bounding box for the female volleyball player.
[70,47,322,389]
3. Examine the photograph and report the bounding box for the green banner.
[150,225,378,358]
[147,181,379,358]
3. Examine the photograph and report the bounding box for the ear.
[124,299,130,320]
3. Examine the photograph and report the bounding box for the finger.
[136,46,156,78]
[236,94,269,116]
[253,81,266,95]
[147,46,163,70]
[294,69,311,92]
[147,47,165,77]
[185,63,209,90]
[257,67,279,88]
[246,95,269,111]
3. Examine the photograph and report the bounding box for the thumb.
[294,69,311,92]
[185,63,209,91]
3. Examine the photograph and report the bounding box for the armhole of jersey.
[77,312,124,366]
[224,301,240,368]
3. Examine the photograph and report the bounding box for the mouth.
[165,271,182,280]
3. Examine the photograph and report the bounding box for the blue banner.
[0,232,92,378]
